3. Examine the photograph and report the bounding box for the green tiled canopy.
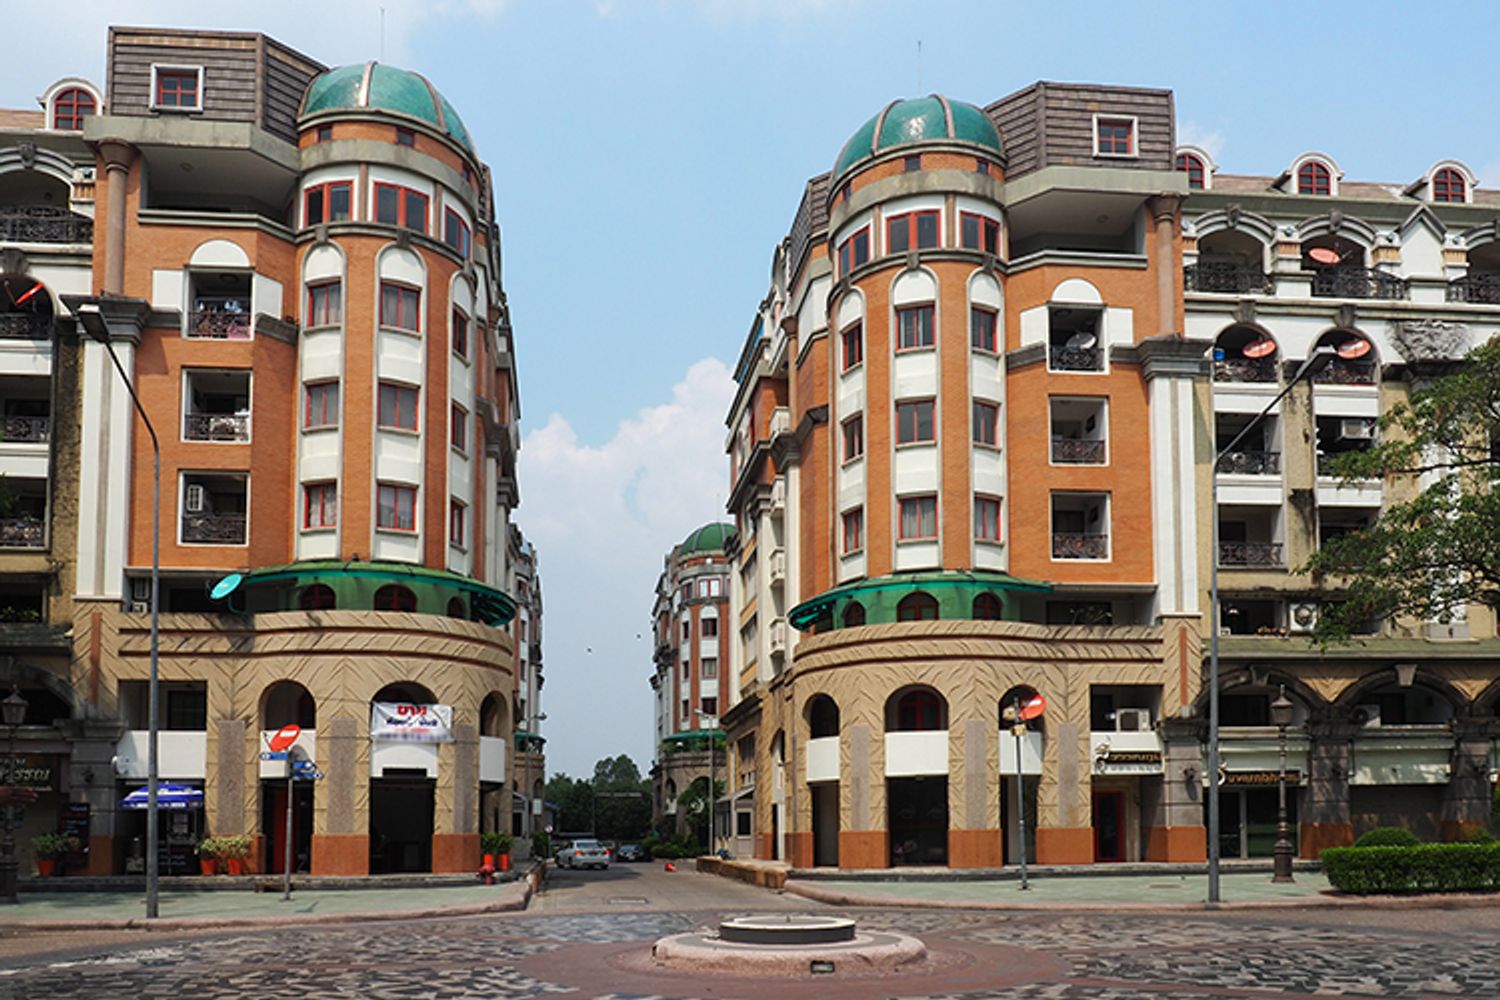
[833,95,1003,182]
[301,62,474,153]
[680,522,735,555]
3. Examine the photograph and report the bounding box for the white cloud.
[517,357,735,777]
[1178,120,1226,162]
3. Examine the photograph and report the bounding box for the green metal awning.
[787,569,1052,631]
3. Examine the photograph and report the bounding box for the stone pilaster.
[1441,719,1499,840]
[1303,721,1356,856]
[1147,716,1207,861]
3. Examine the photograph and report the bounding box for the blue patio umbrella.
[120,783,204,811]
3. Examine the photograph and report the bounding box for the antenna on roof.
[917,40,922,93]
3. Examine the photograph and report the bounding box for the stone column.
[1035,719,1093,864]
[1441,719,1499,841]
[948,717,1001,867]
[60,718,126,875]
[1147,717,1207,861]
[1146,194,1183,337]
[1302,721,1356,856]
[96,141,137,296]
[838,721,885,868]
[311,714,366,874]
[432,720,479,872]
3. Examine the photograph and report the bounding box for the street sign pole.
[1014,701,1028,891]
[283,767,294,901]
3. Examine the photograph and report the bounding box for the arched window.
[1432,167,1466,204]
[973,592,1003,620]
[52,88,95,130]
[896,592,939,621]
[479,692,508,737]
[373,585,417,611]
[808,695,840,738]
[1297,160,1331,196]
[1175,152,1205,190]
[889,688,946,731]
[299,584,336,610]
[262,680,316,729]
[446,596,467,618]
[841,601,866,628]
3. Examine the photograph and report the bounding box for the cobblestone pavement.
[3,870,1500,999]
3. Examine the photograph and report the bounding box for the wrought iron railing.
[1185,262,1274,294]
[1052,532,1108,560]
[1051,438,1106,464]
[1311,359,1378,385]
[0,314,49,340]
[1212,357,1278,383]
[186,308,252,340]
[0,518,44,549]
[1310,267,1408,300]
[1218,541,1284,567]
[0,416,49,443]
[1446,273,1500,304]
[1215,450,1280,475]
[181,512,247,545]
[0,206,93,244]
[183,413,249,442]
[1049,346,1103,372]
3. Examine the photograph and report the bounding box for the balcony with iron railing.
[0,517,44,549]
[1310,267,1408,301]
[1052,532,1108,560]
[1048,346,1103,372]
[186,301,252,340]
[0,416,48,444]
[1051,437,1106,464]
[1212,357,1278,383]
[1446,273,1500,304]
[0,315,49,341]
[183,412,249,442]
[1185,262,1274,294]
[1218,541,1284,568]
[1215,450,1280,476]
[1311,359,1378,385]
[0,206,93,244]
[181,512,247,545]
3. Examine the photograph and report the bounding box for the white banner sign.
[370,702,453,743]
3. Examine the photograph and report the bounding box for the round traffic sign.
[1018,694,1047,721]
[268,724,301,753]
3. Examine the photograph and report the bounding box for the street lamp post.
[1208,345,1337,904]
[1,687,27,904]
[1270,685,1296,884]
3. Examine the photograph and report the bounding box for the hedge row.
[1322,843,1500,894]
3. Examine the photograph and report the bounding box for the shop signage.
[1221,769,1303,786]
[1,754,54,790]
[370,702,453,743]
[1093,747,1164,773]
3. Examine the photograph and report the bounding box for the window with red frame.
[443,208,471,257]
[896,304,935,350]
[887,210,939,254]
[374,183,428,233]
[377,382,419,431]
[451,403,468,453]
[1433,167,1466,203]
[971,306,997,352]
[974,496,1002,541]
[701,617,718,638]
[842,415,864,462]
[303,181,352,226]
[451,308,469,359]
[896,593,940,623]
[303,381,339,429]
[449,499,466,546]
[837,228,870,276]
[1096,118,1134,156]
[51,88,95,130]
[300,584,336,610]
[376,485,417,532]
[973,401,999,447]
[973,592,1003,619]
[1176,152,1206,189]
[894,688,943,728]
[840,323,863,369]
[842,507,864,553]
[373,583,417,609]
[896,399,934,445]
[959,212,999,254]
[303,482,337,529]
[306,281,342,327]
[379,282,421,331]
[1297,160,1331,195]
[898,495,937,539]
[155,69,200,109]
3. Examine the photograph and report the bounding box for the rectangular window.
[451,403,468,453]
[701,656,718,678]
[837,227,870,276]
[373,183,428,233]
[377,483,417,532]
[701,618,719,638]
[452,309,469,360]
[896,304,935,350]
[303,482,337,530]
[896,399,935,445]
[449,499,466,546]
[306,281,342,328]
[377,382,419,431]
[971,305,998,352]
[898,495,938,540]
[842,414,864,462]
[1095,117,1135,156]
[842,507,864,553]
[903,154,922,172]
[395,126,415,147]
[975,496,1002,541]
[841,323,863,370]
[379,282,421,331]
[154,68,201,110]
[973,401,998,447]
[701,697,718,717]
[960,212,999,255]
[303,181,351,226]
[887,210,939,254]
[304,382,340,430]
[443,208,471,257]
[316,124,333,142]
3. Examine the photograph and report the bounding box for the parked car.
[553,840,573,866]
[557,838,611,870]
[616,843,646,862]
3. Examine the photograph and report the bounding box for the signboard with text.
[370,702,453,743]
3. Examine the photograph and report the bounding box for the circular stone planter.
[718,914,857,945]
[651,915,925,977]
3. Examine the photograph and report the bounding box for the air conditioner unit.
[1338,418,1374,441]
[128,601,149,614]
[1289,602,1319,633]
[1115,708,1151,732]
[1350,704,1382,728]
[185,483,206,513]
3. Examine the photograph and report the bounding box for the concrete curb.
[0,867,540,933]
[782,878,1500,913]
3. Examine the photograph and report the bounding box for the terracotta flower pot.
[498,853,511,872]
[482,853,495,868]
[200,858,217,876]
[226,857,244,876]
[35,858,56,877]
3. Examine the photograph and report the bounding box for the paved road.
[4,865,1500,998]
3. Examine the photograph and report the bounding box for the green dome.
[680,522,734,555]
[833,95,1002,182]
[301,62,474,154]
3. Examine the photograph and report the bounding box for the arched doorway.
[260,681,315,874]
[368,681,438,873]
[805,695,840,867]
[885,686,949,866]
[478,692,509,840]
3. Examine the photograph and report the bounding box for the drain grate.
[608,896,650,905]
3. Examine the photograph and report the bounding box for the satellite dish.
[1336,338,1372,360]
[1308,246,1342,266]
[1064,332,1097,351]
[209,573,243,600]
[1242,336,1277,359]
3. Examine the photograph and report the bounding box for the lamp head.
[1,686,26,728]
[1269,684,1295,729]
[1294,345,1338,381]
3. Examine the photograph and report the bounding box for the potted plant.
[31,833,78,877]
[219,835,252,876]
[495,831,514,872]
[196,837,223,875]
[480,831,505,868]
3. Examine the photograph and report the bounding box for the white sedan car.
[556,838,611,869]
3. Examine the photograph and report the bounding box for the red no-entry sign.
[1018,694,1047,721]
[268,724,301,753]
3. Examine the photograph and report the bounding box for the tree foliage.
[544,755,652,840]
[1303,339,1500,640]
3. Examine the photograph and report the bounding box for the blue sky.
[8,1,1500,779]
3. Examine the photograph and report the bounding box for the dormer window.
[51,88,95,130]
[1297,160,1332,196]
[1176,152,1205,189]
[1094,117,1135,157]
[152,66,202,111]
[1432,167,1467,204]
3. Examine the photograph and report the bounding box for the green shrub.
[1322,843,1500,894]
[1353,826,1421,848]
[531,832,550,859]
[1460,827,1496,845]
[31,833,79,858]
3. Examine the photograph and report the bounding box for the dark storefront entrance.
[369,776,434,873]
[1216,786,1299,858]
[888,776,947,865]
[261,781,313,874]
[811,782,839,867]
[1092,789,1125,861]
